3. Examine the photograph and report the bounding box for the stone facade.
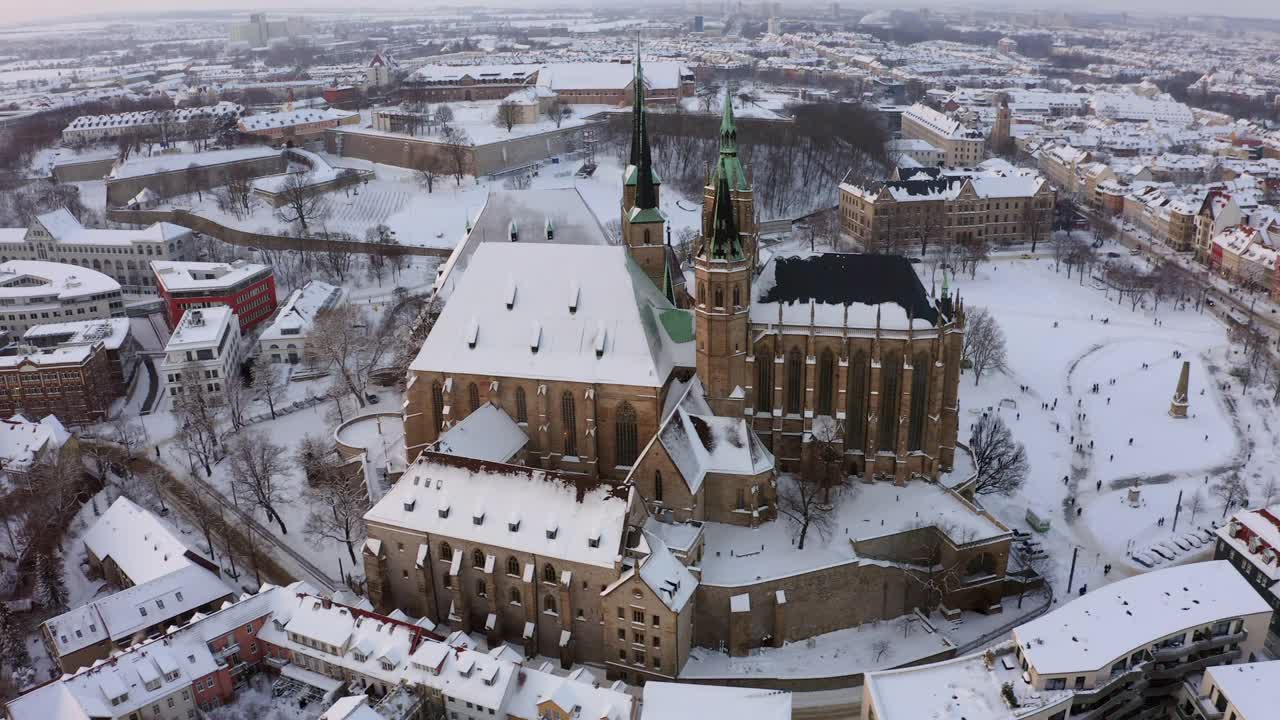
[104,152,285,207]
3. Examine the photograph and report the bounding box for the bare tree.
[219,165,256,219]
[872,638,892,662]
[495,100,521,132]
[309,304,391,409]
[304,474,369,564]
[544,97,571,128]
[1050,232,1072,273]
[1255,477,1279,508]
[416,166,437,193]
[274,172,328,234]
[958,237,991,278]
[440,125,471,186]
[900,523,969,612]
[968,414,1029,496]
[908,204,943,257]
[433,103,454,130]
[172,363,224,477]
[251,353,284,419]
[318,245,355,284]
[223,374,250,431]
[775,475,835,550]
[962,307,1008,385]
[1186,489,1206,524]
[107,413,146,482]
[697,82,720,113]
[228,435,289,534]
[1213,474,1249,518]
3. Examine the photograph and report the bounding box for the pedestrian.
[1077,507,1083,517]
[1089,440,1094,449]
[1096,479,1102,491]
[1106,397,1110,405]
[1070,435,1075,444]
[1110,454,1114,461]
[1128,437,1133,446]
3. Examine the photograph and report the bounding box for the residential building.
[0,209,193,292]
[1214,506,1280,636]
[237,108,359,141]
[158,306,243,404]
[151,260,277,331]
[258,280,345,364]
[1195,189,1243,261]
[1177,661,1279,720]
[61,102,243,145]
[839,167,1055,254]
[900,103,985,166]
[1207,226,1280,299]
[0,413,72,490]
[862,561,1272,720]
[1038,145,1091,195]
[0,258,124,335]
[23,318,139,396]
[83,496,219,589]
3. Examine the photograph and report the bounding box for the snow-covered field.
[948,248,1268,595]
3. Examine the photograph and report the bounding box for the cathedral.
[372,53,998,686]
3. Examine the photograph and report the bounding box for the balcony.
[1174,691,1223,720]
[213,642,240,660]
[1149,649,1240,681]
[1071,677,1149,720]
[1152,631,1246,662]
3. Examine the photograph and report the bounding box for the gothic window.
[515,386,528,423]
[846,350,868,447]
[732,284,741,307]
[785,348,804,415]
[543,595,558,614]
[714,286,724,308]
[472,549,485,568]
[654,471,664,503]
[431,382,444,429]
[878,352,902,450]
[543,563,557,584]
[509,587,521,605]
[817,349,835,416]
[756,348,773,412]
[698,283,706,305]
[439,542,452,560]
[615,402,638,467]
[643,228,651,245]
[561,391,577,456]
[468,383,480,412]
[908,351,930,451]
[475,579,487,597]
[506,556,520,576]
[736,488,746,510]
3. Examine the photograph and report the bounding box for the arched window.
[471,549,484,568]
[756,348,773,412]
[506,556,520,576]
[476,579,486,597]
[654,471,664,503]
[543,563,557,584]
[732,284,741,307]
[908,351,930,451]
[543,595,558,614]
[846,350,868,448]
[785,348,804,415]
[468,383,480,412]
[878,352,902,450]
[643,228,651,245]
[615,402,638,467]
[509,587,521,605]
[515,386,528,423]
[439,542,452,560]
[713,286,724,308]
[817,349,835,416]
[561,391,577,456]
[431,382,444,430]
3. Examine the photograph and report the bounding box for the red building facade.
[153,261,278,332]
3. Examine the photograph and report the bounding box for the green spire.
[662,251,676,304]
[709,86,749,193]
[628,39,644,169]
[631,37,659,211]
[719,85,738,156]
[704,168,743,260]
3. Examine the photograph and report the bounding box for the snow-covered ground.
[947,249,1270,596]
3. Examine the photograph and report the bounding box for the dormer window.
[404,498,416,512]
[508,519,521,533]
[588,535,600,549]
[438,503,450,519]
[546,526,558,540]
[473,511,485,526]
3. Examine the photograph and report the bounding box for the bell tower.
[620,39,667,290]
[702,90,758,269]
[694,168,751,416]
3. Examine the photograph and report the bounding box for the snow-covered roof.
[1217,505,1280,583]
[640,682,790,720]
[108,146,280,180]
[432,402,528,464]
[536,61,688,92]
[151,259,271,294]
[634,531,698,612]
[903,103,983,140]
[0,260,121,302]
[83,497,196,585]
[1205,661,1280,720]
[1013,561,1272,677]
[6,210,189,249]
[259,280,345,342]
[408,63,539,84]
[506,669,632,720]
[365,453,630,570]
[43,565,231,660]
[24,318,133,352]
[415,242,692,388]
[164,305,235,351]
[660,405,774,494]
[0,414,70,474]
[237,107,356,132]
[320,695,382,720]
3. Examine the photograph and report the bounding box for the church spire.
[703,171,743,260]
[719,85,739,157]
[631,38,659,211]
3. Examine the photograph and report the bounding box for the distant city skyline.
[4,0,1280,26]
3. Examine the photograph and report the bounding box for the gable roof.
[660,406,774,494]
[82,497,197,585]
[432,402,528,463]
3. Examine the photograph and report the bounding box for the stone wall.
[105,153,285,207]
[52,156,117,183]
[326,122,600,177]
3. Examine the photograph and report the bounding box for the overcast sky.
[4,0,1279,26]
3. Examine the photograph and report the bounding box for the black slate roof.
[758,253,941,326]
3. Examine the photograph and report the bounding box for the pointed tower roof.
[702,171,744,261]
[710,88,749,192]
[625,36,661,194]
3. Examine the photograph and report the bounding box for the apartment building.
[0,208,193,292]
[61,102,244,144]
[839,167,1055,251]
[900,103,985,166]
[1206,226,1280,299]
[151,260,277,331]
[1038,145,1091,195]
[862,561,1272,720]
[258,280,345,364]
[0,343,116,425]
[1214,506,1280,636]
[23,318,138,394]
[159,306,242,404]
[1177,661,1278,720]
[0,414,71,490]
[0,259,124,335]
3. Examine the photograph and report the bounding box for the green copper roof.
[628,206,666,224]
[709,90,749,192]
[703,170,744,261]
[624,163,662,187]
[659,309,694,343]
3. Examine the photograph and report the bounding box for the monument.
[1169,360,1190,418]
